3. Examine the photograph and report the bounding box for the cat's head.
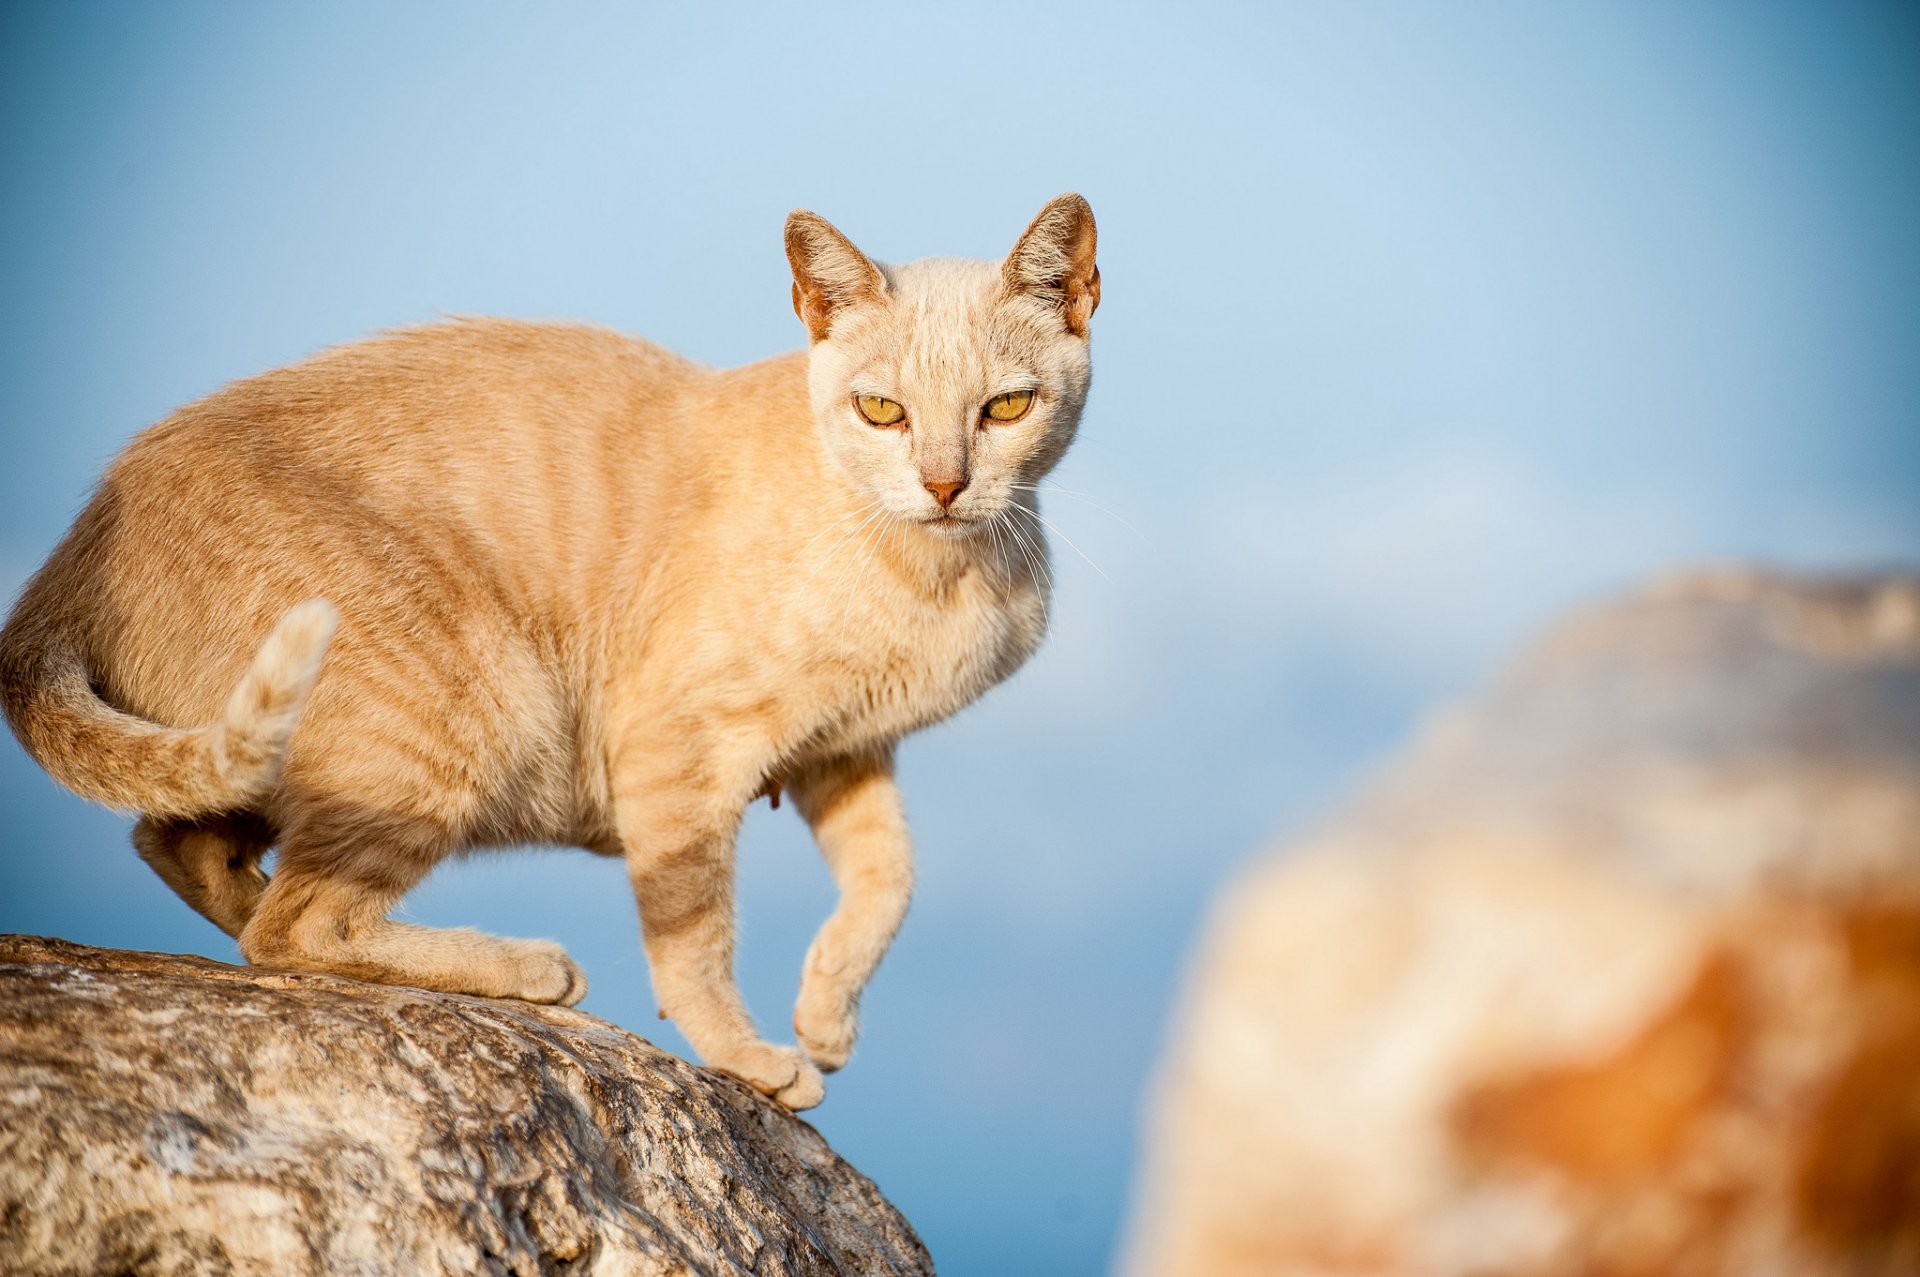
[785,194,1098,539]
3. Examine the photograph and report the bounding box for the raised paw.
[794,994,857,1073]
[708,1040,826,1111]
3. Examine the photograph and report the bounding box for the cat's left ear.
[786,210,888,343]
[1003,193,1100,337]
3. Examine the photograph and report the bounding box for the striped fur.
[0,195,1098,1110]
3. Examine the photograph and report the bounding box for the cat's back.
[13,319,706,737]
[87,317,709,603]
[125,317,700,479]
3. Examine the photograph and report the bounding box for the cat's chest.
[778,567,1044,754]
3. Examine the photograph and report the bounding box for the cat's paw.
[710,1040,826,1111]
[502,939,588,1006]
[775,1060,826,1111]
[794,996,857,1073]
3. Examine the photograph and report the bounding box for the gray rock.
[0,935,933,1277]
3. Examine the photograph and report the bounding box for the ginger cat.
[0,195,1098,1110]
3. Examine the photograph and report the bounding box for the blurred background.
[1,4,1916,1274]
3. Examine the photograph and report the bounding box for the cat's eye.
[982,390,1035,424]
[855,394,906,427]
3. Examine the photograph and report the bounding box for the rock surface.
[0,935,933,1277]
[1126,568,1920,1277]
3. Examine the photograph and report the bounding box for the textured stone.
[1127,568,1920,1277]
[0,936,933,1277]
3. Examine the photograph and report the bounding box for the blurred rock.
[0,936,931,1277]
[1127,568,1920,1277]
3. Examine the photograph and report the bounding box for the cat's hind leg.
[133,812,275,939]
[787,754,913,1072]
[237,807,586,1005]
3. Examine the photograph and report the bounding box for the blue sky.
[3,4,1917,1273]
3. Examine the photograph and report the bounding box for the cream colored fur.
[0,195,1097,1110]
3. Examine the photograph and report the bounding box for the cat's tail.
[0,599,339,819]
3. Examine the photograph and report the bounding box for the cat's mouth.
[919,510,986,539]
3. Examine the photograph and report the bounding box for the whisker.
[820,513,879,605]
[844,515,887,612]
[999,508,1054,593]
[806,504,889,593]
[875,512,905,601]
[794,511,868,582]
[798,512,861,560]
[800,489,887,551]
[1009,502,1108,582]
[1008,482,1140,536]
[987,516,1017,583]
[829,506,894,613]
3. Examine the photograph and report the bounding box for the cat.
[0,194,1098,1110]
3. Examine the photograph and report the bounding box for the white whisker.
[999,508,1054,593]
[828,506,895,614]
[1008,501,1107,582]
[1008,482,1139,536]
[806,503,889,594]
[987,516,1017,584]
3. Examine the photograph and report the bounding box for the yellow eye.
[855,394,906,426]
[983,390,1034,423]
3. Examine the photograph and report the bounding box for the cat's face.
[788,195,1098,540]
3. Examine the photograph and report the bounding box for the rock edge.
[0,935,934,1277]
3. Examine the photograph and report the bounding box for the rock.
[1126,568,1920,1277]
[0,936,933,1277]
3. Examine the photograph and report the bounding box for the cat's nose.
[924,478,967,508]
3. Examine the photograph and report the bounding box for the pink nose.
[925,479,967,508]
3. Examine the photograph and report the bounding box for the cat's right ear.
[1003,193,1099,337]
[785,211,887,343]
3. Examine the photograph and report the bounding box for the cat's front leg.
[787,751,914,1072]
[614,744,825,1111]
